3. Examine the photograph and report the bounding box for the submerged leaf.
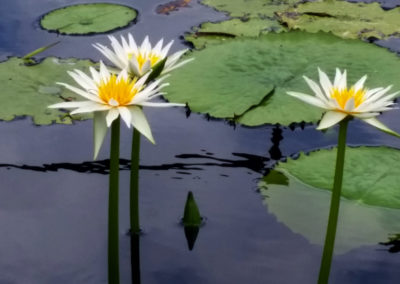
[40,3,137,35]
[277,1,400,40]
[0,57,95,125]
[276,146,400,209]
[165,32,400,126]
[259,168,400,253]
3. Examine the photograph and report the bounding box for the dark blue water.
[0,0,400,283]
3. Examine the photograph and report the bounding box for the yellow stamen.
[330,87,366,109]
[98,75,139,106]
[128,52,162,70]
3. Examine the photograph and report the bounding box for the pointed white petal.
[318,68,333,98]
[99,61,110,81]
[333,68,342,87]
[338,69,347,90]
[287,92,327,109]
[353,75,367,92]
[118,106,132,128]
[137,101,185,108]
[105,108,120,127]
[162,58,194,74]
[70,104,110,115]
[129,106,155,144]
[93,111,109,160]
[128,33,139,54]
[303,76,327,102]
[48,101,94,109]
[362,118,400,138]
[352,112,380,119]
[57,82,102,103]
[316,111,348,130]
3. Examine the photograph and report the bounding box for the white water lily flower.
[287,68,400,135]
[93,33,193,77]
[49,61,185,159]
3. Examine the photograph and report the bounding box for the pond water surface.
[1,0,400,283]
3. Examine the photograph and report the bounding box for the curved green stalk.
[318,118,349,284]
[109,117,120,284]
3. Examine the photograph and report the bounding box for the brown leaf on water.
[156,0,191,15]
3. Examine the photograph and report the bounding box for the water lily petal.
[118,106,132,128]
[303,75,327,102]
[317,111,348,130]
[93,111,108,160]
[106,108,119,127]
[129,106,155,144]
[70,103,110,115]
[287,92,327,109]
[362,118,400,138]
[353,75,367,92]
[318,68,333,98]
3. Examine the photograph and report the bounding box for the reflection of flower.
[287,68,399,134]
[49,62,184,158]
[93,34,193,77]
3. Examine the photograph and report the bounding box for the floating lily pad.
[165,31,400,126]
[276,146,400,208]
[188,0,296,47]
[40,3,137,35]
[277,1,400,40]
[259,167,400,253]
[0,57,95,125]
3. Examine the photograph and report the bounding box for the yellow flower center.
[128,52,162,70]
[98,75,139,106]
[330,87,366,109]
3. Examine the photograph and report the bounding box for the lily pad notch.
[40,3,138,35]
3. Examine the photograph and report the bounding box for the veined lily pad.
[277,1,400,40]
[0,57,95,125]
[276,146,400,209]
[188,0,296,47]
[259,167,400,253]
[40,3,137,35]
[165,32,400,126]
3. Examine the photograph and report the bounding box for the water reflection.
[380,234,400,253]
[130,232,141,283]
[269,126,283,161]
[0,152,268,174]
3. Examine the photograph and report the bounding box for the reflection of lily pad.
[276,147,400,209]
[259,169,400,253]
[165,32,400,126]
[0,57,95,125]
[277,1,400,40]
[40,4,137,35]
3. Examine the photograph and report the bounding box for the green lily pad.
[165,31,400,126]
[188,0,297,47]
[259,167,400,253]
[277,1,400,40]
[40,3,137,35]
[0,57,95,125]
[277,146,400,209]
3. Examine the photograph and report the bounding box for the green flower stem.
[130,128,141,234]
[108,117,120,284]
[318,118,349,284]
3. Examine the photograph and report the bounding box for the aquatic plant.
[93,33,193,77]
[287,68,400,283]
[48,62,183,284]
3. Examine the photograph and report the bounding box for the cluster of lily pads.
[161,0,400,274]
[1,0,400,281]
